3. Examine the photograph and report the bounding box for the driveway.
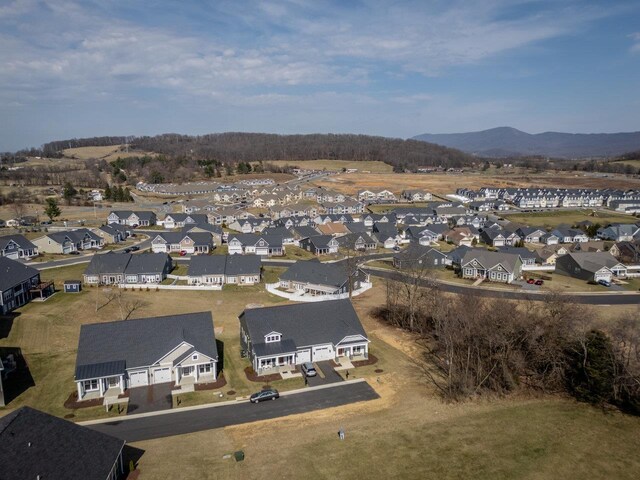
[127,384,173,415]
[87,380,378,442]
[307,361,344,387]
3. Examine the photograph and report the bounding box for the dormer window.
[265,334,281,343]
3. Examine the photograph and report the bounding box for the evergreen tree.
[44,198,61,221]
[104,184,112,200]
[62,182,77,205]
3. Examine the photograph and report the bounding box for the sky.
[1,0,640,151]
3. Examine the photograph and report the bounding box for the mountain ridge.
[412,127,640,158]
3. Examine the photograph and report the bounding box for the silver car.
[301,362,317,377]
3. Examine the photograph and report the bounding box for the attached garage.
[153,367,172,384]
[128,370,148,388]
[5,251,18,260]
[296,349,311,364]
[312,345,334,362]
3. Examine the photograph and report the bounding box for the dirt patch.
[244,366,282,383]
[353,354,379,367]
[194,374,227,391]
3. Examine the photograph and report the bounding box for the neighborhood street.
[85,380,379,442]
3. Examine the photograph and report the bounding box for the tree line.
[375,272,640,414]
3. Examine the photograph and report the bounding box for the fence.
[118,283,222,291]
[522,264,556,272]
[265,282,373,302]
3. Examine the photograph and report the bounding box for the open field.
[611,159,640,168]
[133,283,640,479]
[313,171,640,196]
[504,209,638,228]
[265,159,393,173]
[62,145,157,162]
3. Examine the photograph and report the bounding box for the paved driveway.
[127,384,173,415]
[307,361,344,387]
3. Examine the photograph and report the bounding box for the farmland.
[265,159,393,173]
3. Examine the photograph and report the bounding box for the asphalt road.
[86,381,378,442]
[365,268,640,305]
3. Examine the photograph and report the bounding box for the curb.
[78,378,367,426]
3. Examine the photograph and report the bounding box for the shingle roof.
[461,250,521,273]
[0,256,39,291]
[279,260,357,289]
[0,234,36,251]
[83,251,131,275]
[75,312,217,380]
[0,406,124,480]
[239,299,367,352]
[187,255,228,276]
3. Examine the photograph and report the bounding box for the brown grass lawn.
[312,171,640,196]
[503,209,638,229]
[265,159,393,173]
[133,284,640,479]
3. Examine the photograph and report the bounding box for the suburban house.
[150,232,212,255]
[459,250,523,283]
[336,232,378,251]
[239,299,369,374]
[552,227,589,243]
[314,214,355,224]
[299,235,339,255]
[187,255,262,286]
[393,245,449,270]
[262,227,296,245]
[94,223,130,244]
[291,225,322,240]
[107,210,157,227]
[227,234,284,256]
[597,224,640,242]
[0,234,38,260]
[317,222,350,236]
[182,224,224,246]
[278,260,370,296]
[401,189,432,202]
[443,226,478,247]
[405,224,448,244]
[0,407,126,480]
[516,227,548,244]
[75,312,218,400]
[480,228,506,247]
[372,222,403,248]
[82,252,173,285]
[540,232,560,245]
[361,213,396,227]
[536,245,569,265]
[275,216,313,229]
[32,228,104,254]
[496,246,539,265]
[0,257,51,315]
[555,252,627,282]
[357,189,397,203]
[162,213,209,229]
[321,200,365,215]
[610,241,640,264]
[228,218,270,233]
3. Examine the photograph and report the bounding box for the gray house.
[32,228,104,254]
[299,235,339,255]
[0,257,44,315]
[0,234,38,260]
[278,260,369,296]
[336,232,378,251]
[187,255,262,286]
[239,299,369,374]
[107,210,157,227]
[555,252,627,282]
[75,312,218,400]
[0,407,126,480]
[393,245,449,270]
[83,252,173,285]
[460,250,523,283]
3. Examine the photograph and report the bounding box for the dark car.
[250,388,279,403]
[527,278,535,284]
[598,279,611,287]
[535,279,544,286]
[123,248,132,253]
[130,245,140,251]
[68,251,80,255]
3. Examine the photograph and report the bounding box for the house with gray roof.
[298,235,339,255]
[162,213,208,229]
[150,232,212,255]
[0,407,126,480]
[239,299,369,374]
[32,228,103,254]
[227,234,284,256]
[0,234,38,260]
[555,252,627,282]
[75,312,218,400]
[187,255,261,286]
[83,252,172,285]
[278,260,369,296]
[228,218,271,233]
[372,222,403,248]
[393,245,449,270]
[597,224,640,242]
[552,226,589,243]
[460,250,523,283]
[94,223,130,244]
[0,257,42,315]
[336,232,378,251]
[181,223,223,246]
[107,210,157,227]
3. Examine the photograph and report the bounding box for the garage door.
[297,349,311,364]
[128,371,148,388]
[312,346,334,361]
[153,367,172,384]
[6,251,18,260]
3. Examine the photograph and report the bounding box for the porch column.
[195,364,199,381]
[175,367,181,386]
[212,361,217,380]
[99,378,105,396]
[77,382,83,400]
[120,375,124,394]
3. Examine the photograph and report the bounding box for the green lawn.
[504,209,638,229]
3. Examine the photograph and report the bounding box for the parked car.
[598,279,611,287]
[250,388,279,403]
[130,245,140,251]
[123,248,132,253]
[179,250,188,256]
[527,278,535,284]
[535,279,544,286]
[68,251,80,255]
[301,362,317,377]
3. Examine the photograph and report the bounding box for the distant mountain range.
[412,127,640,158]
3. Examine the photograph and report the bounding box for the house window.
[108,377,119,387]
[182,366,194,376]
[266,335,281,343]
[198,364,212,374]
[192,354,198,360]
[84,379,99,391]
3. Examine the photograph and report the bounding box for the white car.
[301,362,317,377]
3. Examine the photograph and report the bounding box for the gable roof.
[239,299,367,351]
[461,249,521,273]
[75,312,217,380]
[279,260,354,289]
[564,251,625,272]
[84,252,170,276]
[0,234,36,251]
[0,256,39,291]
[0,407,124,480]
[303,235,337,249]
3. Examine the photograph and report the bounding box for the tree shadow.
[0,346,35,405]
[0,313,20,339]
[122,444,146,477]
[216,339,225,372]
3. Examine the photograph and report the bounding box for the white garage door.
[153,367,172,384]
[128,371,148,388]
[312,345,334,361]
[6,251,18,260]
[296,349,311,364]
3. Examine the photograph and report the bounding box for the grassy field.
[133,284,640,479]
[62,145,157,162]
[504,209,638,228]
[264,159,393,173]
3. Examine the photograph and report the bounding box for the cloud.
[630,32,640,53]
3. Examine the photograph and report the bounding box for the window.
[266,334,281,343]
[199,364,212,374]
[108,377,119,387]
[192,353,198,360]
[182,366,194,376]
[84,379,99,391]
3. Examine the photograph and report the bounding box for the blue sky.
[1,0,640,151]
